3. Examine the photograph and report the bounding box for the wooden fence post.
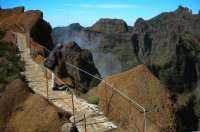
[72,93,76,125]
[105,82,108,116]
[75,68,77,95]
[45,69,49,98]
[84,114,87,132]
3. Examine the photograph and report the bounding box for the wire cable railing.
[23,32,148,132]
[15,32,100,131]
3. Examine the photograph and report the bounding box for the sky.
[0,0,199,28]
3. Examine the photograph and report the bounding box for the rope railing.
[24,32,147,132]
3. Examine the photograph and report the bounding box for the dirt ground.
[0,79,71,132]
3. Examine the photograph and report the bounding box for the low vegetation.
[0,29,24,92]
[86,98,99,105]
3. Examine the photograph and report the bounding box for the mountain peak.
[90,18,128,34]
[175,5,192,14]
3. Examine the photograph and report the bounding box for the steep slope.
[131,6,200,130]
[96,64,197,131]
[64,41,100,91]
[132,6,200,93]
[0,29,24,93]
[51,19,136,78]
[51,23,84,45]
[0,6,53,51]
[15,32,117,132]
[89,18,128,34]
[97,65,176,131]
[0,79,67,131]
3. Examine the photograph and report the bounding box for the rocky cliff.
[51,19,136,78]
[132,6,200,93]
[0,7,71,131]
[0,6,53,51]
[51,23,84,45]
[131,6,200,130]
[89,18,129,34]
[64,41,100,92]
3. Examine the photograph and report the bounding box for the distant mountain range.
[51,19,135,78]
[52,5,200,131]
[1,5,200,131]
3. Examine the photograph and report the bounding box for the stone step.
[16,32,117,132]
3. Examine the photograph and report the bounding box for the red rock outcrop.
[0,6,24,21]
[97,64,176,131]
[0,6,53,52]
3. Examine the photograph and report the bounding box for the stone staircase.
[16,32,117,132]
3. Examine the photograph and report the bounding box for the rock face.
[131,6,200,93]
[0,79,67,131]
[97,64,198,131]
[51,23,84,45]
[51,21,136,78]
[0,6,53,52]
[64,41,100,91]
[90,18,128,34]
[131,6,200,130]
[0,6,24,21]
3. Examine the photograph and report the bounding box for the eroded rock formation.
[131,6,200,93]
[64,41,100,92]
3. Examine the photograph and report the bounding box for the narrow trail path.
[16,32,117,132]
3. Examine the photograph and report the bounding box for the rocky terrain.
[96,64,197,131]
[63,41,100,92]
[89,18,129,34]
[0,7,71,131]
[0,7,100,90]
[51,19,136,78]
[97,65,176,131]
[0,79,70,131]
[132,6,200,93]
[1,5,200,131]
[131,6,200,129]
[0,6,53,51]
[0,29,24,93]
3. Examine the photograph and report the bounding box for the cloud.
[79,4,136,9]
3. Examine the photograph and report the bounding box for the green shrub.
[0,41,24,92]
[86,98,99,105]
